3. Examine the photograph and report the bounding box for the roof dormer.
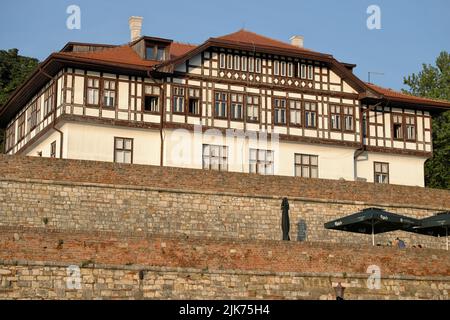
[130,36,173,62]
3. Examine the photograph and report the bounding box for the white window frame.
[241,56,247,72]
[249,149,274,175]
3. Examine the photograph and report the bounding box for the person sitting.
[396,237,406,249]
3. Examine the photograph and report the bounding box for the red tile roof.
[58,45,158,68]
[216,29,318,54]
[169,42,197,58]
[57,42,197,68]
[366,83,450,108]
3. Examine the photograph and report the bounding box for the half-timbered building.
[1,17,449,187]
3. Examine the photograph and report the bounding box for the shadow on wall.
[297,219,308,241]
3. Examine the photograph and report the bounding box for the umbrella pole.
[372,222,375,246]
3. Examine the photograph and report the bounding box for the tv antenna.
[368,71,384,83]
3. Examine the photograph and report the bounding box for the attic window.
[146,45,166,61]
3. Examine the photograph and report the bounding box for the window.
[227,54,233,69]
[246,95,260,122]
[241,56,247,71]
[114,137,133,164]
[17,113,26,141]
[188,88,201,115]
[214,91,228,118]
[50,141,56,158]
[43,85,55,117]
[5,125,15,151]
[144,85,160,113]
[300,64,307,79]
[202,144,228,171]
[307,65,314,80]
[233,55,240,70]
[249,149,274,175]
[156,47,165,61]
[219,53,226,69]
[230,93,244,120]
[146,46,155,60]
[103,80,116,108]
[405,115,416,141]
[273,61,280,76]
[144,96,159,113]
[28,101,39,131]
[86,78,100,105]
[330,105,342,130]
[248,57,255,72]
[273,98,286,125]
[280,61,286,77]
[146,45,166,61]
[295,154,318,178]
[172,86,185,113]
[289,100,302,126]
[287,62,294,77]
[344,106,354,131]
[393,114,403,140]
[305,102,317,128]
[374,162,389,184]
[255,58,261,73]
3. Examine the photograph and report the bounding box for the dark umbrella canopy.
[410,212,450,250]
[281,198,290,241]
[324,208,420,245]
[412,212,450,236]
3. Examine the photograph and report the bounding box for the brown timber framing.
[4,64,437,160]
[12,112,433,158]
[2,38,448,161]
[173,71,359,100]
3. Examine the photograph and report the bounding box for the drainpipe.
[41,68,64,159]
[159,83,165,167]
[52,80,64,159]
[53,125,64,159]
[148,69,165,167]
[354,101,386,180]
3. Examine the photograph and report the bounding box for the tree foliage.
[0,49,39,152]
[403,51,450,189]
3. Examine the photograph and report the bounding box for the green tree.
[0,49,39,152]
[403,51,450,189]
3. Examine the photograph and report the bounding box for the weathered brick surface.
[0,154,449,209]
[0,155,449,299]
[0,178,446,248]
[1,264,448,300]
[0,228,449,300]
[1,227,448,276]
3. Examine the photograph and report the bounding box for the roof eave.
[0,54,151,127]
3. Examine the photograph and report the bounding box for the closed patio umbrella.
[410,212,450,251]
[324,208,420,246]
[281,197,290,241]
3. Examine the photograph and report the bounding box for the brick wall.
[0,155,449,248]
[0,155,449,209]
[0,228,449,300]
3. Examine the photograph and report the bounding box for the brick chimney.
[129,16,143,42]
[290,35,304,48]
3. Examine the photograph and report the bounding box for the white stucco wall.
[23,121,427,187]
[356,152,427,187]
[277,142,356,180]
[65,122,161,165]
[26,122,161,166]
[163,128,356,180]
[24,128,67,159]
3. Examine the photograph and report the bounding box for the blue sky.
[0,0,449,90]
